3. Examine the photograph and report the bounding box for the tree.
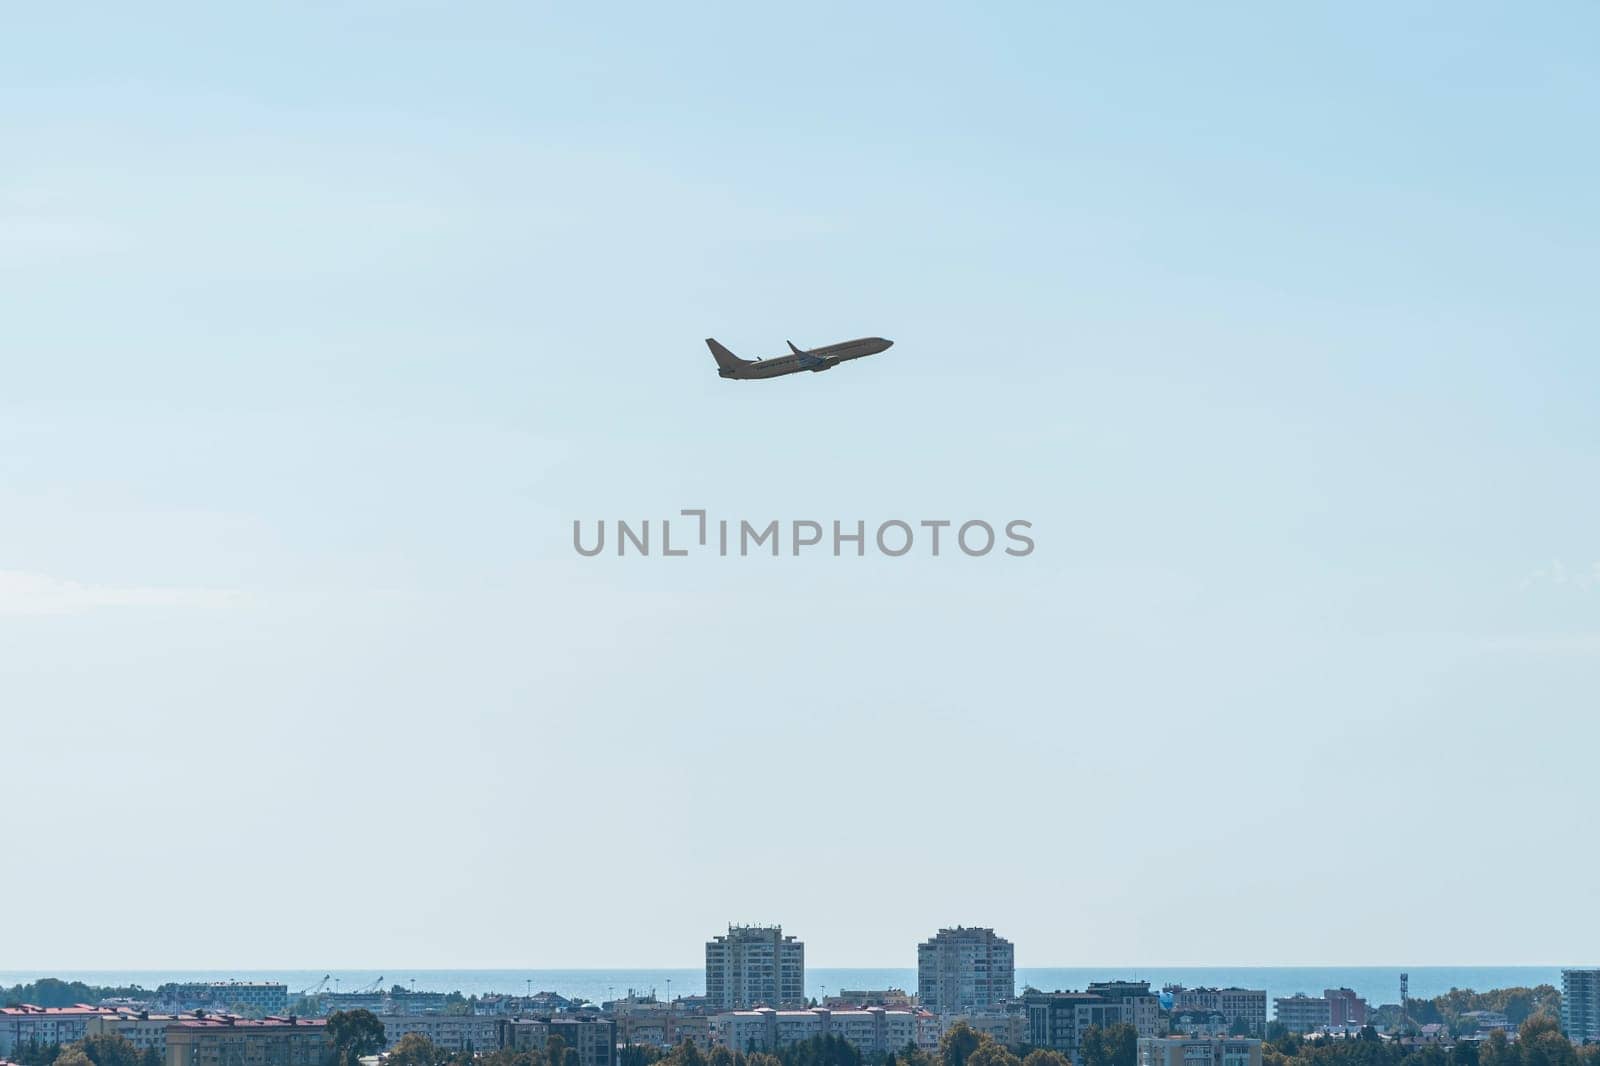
[53,1049,94,1066]
[12,1041,62,1066]
[1522,1015,1579,1066]
[388,1034,445,1066]
[1023,1051,1070,1066]
[621,1047,665,1066]
[3,981,151,1010]
[326,1009,387,1066]
[81,1035,144,1066]
[941,1025,983,1066]
[674,1039,707,1066]
[1081,1025,1137,1066]
[1479,1029,1515,1066]
[967,1042,1020,1066]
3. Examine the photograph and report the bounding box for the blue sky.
[2,3,1598,968]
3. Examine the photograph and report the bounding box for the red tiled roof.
[173,1017,326,1030]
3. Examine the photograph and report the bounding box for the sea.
[0,967,1570,1008]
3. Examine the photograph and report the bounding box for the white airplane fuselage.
[706,336,893,379]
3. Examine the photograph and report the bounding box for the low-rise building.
[164,1016,326,1066]
[935,1013,1025,1047]
[0,1005,114,1055]
[1168,989,1268,1037]
[500,1017,617,1066]
[313,994,386,1017]
[1271,996,1328,1034]
[608,1011,710,1049]
[1324,990,1367,1029]
[480,994,575,1017]
[381,1016,500,1054]
[86,1012,205,1056]
[1024,993,1132,1061]
[606,1006,709,1050]
[1458,1011,1509,1034]
[1138,1036,1262,1066]
[1169,1010,1230,1037]
[383,993,450,1017]
[710,1007,920,1057]
[1270,990,1367,1035]
[823,991,913,1010]
[157,985,289,1018]
[1086,983,1160,1038]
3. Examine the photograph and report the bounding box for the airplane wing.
[787,340,805,355]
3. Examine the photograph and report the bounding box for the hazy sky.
[3,3,1598,970]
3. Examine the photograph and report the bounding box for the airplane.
[705,335,893,379]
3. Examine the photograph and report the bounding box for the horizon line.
[2,962,1581,974]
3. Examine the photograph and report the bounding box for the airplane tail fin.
[787,340,804,355]
[705,338,751,370]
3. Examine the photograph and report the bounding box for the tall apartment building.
[1168,989,1268,1037]
[706,925,806,1009]
[917,928,1015,1014]
[710,1007,922,1057]
[1085,982,1160,1038]
[164,1017,327,1066]
[0,1006,112,1055]
[1138,1036,1262,1066]
[500,1017,617,1066]
[1024,992,1132,1061]
[1562,970,1600,1045]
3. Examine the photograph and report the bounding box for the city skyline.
[5,970,1593,1054]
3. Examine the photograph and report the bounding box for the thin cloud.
[1519,559,1600,592]
[0,570,239,616]
[1477,632,1600,655]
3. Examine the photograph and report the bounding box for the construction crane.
[351,976,385,995]
[298,975,331,997]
